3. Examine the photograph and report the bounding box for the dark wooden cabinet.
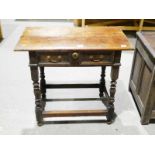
[129,31,155,125]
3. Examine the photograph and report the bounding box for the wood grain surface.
[137,31,155,59]
[43,109,108,117]
[129,31,155,124]
[15,27,133,51]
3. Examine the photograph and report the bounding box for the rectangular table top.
[15,27,133,52]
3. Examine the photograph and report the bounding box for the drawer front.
[139,64,152,104]
[81,52,114,66]
[39,53,70,66]
[38,51,114,66]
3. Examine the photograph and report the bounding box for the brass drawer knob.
[72,52,79,59]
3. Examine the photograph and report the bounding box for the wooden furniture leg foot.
[106,104,114,123]
[141,119,150,125]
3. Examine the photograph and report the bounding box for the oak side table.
[15,27,132,126]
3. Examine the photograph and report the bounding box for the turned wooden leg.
[30,66,43,126]
[99,66,106,97]
[107,66,120,122]
[40,67,46,99]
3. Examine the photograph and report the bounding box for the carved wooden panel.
[139,64,152,105]
[132,51,142,88]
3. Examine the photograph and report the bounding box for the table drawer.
[81,52,114,66]
[39,53,70,66]
[38,51,114,66]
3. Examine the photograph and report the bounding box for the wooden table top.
[15,27,133,52]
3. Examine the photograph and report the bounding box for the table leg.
[99,66,106,97]
[40,67,46,99]
[30,66,43,126]
[107,65,120,123]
